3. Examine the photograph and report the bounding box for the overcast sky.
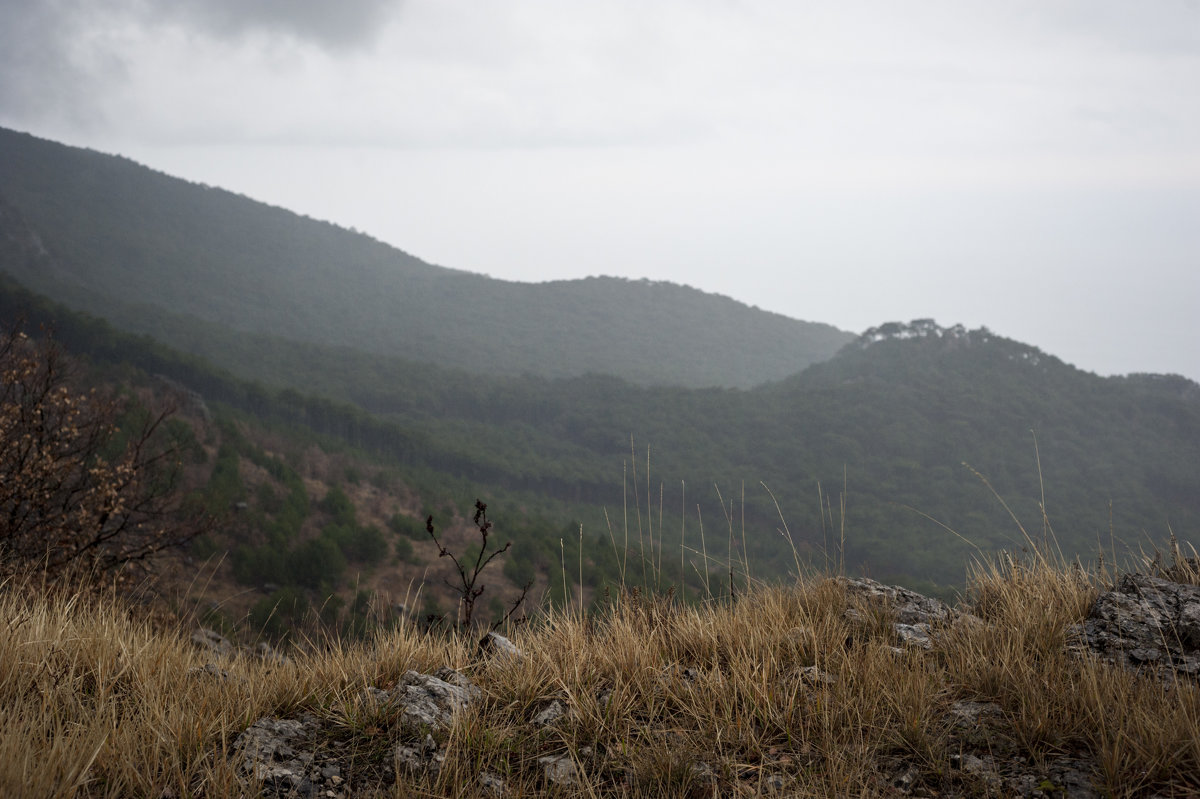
[2,0,1198,381]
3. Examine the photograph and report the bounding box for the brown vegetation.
[2,548,1198,797]
[0,326,206,586]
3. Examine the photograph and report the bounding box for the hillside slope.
[0,127,852,389]
[5,270,1194,589]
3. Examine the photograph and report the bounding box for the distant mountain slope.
[0,127,852,388]
[1,266,1196,589]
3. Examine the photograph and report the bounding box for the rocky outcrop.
[367,668,481,734]
[233,667,482,797]
[225,572,1198,797]
[233,714,347,798]
[478,631,522,661]
[1069,573,1200,680]
[838,577,957,626]
[838,576,978,652]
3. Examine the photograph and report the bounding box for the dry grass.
[2,551,1198,798]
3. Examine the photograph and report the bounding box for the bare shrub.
[0,326,205,585]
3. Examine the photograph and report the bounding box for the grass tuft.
[2,541,1198,796]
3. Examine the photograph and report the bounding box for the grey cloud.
[0,0,402,130]
[154,0,403,51]
[0,0,125,129]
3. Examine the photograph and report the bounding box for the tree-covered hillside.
[1,127,1196,592]
[0,127,852,389]
[3,271,1195,591]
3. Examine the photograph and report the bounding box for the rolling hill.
[1,127,1197,592]
[0,126,852,390]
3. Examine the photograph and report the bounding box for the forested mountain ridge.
[0,126,853,389]
[4,261,1195,590]
[0,127,1196,591]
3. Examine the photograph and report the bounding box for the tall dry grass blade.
[741,481,751,594]
[679,479,687,602]
[629,436,647,589]
[963,461,1050,568]
[1031,430,1067,564]
[898,504,984,557]
[760,481,804,580]
[602,506,624,590]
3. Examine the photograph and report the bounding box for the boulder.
[233,668,479,797]
[539,755,578,787]
[1070,573,1200,679]
[838,577,956,625]
[233,714,342,798]
[372,668,480,734]
[837,577,975,652]
[478,631,522,661]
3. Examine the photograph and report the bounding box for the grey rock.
[941,702,1101,797]
[394,733,444,777]
[375,669,480,734]
[837,577,968,655]
[233,715,331,798]
[478,770,506,797]
[839,577,956,625]
[947,700,1003,730]
[190,627,234,656]
[532,698,569,727]
[478,631,522,661]
[539,755,577,787]
[1069,573,1200,679]
[998,755,1100,798]
[432,665,474,689]
[894,622,934,649]
[232,668,479,797]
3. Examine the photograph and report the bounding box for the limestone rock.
[478,631,522,661]
[893,622,934,650]
[478,770,506,797]
[1070,573,1200,679]
[838,577,955,625]
[232,668,480,797]
[375,669,480,734]
[394,733,444,777]
[233,714,336,799]
[539,755,577,787]
[532,698,569,728]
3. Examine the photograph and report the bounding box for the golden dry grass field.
[2,549,1198,798]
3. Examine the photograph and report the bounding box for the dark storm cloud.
[157,0,402,51]
[0,0,401,129]
[0,0,115,125]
